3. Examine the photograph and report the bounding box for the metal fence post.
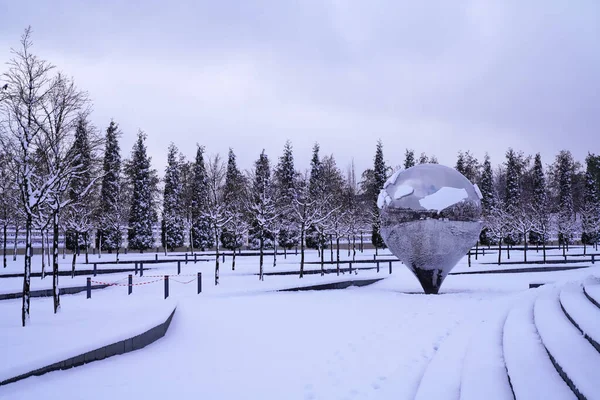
[164,275,169,299]
[140,263,144,277]
[198,272,202,294]
[194,253,197,264]
[93,263,97,277]
[128,274,132,295]
[592,254,595,264]
[222,253,225,263]
[468,252,471,267]
[376,261,380,273]
[155,254,158,262]
[87,277,91,299]
[135,262,138,275]
[389,261,392,274]
[349,261,353,274]
[177,261,181,275]
[185,253,188,264]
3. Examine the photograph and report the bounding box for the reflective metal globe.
[378,164,482,294]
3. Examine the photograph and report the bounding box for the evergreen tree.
[504,148,525,244]
[456,151,479,182]
[581,154,599,248]
[429,155,439,164]
[478,153,496,245]
[190,145,213,250]
[418,152,429,164]
[585,153,600,195]
[98,120,122,251]
[65,116,93,253]
[274,140,299,250]
[455,151,465,176]
[306,143,327,249]
[529,153,548,245]
[371,140,387,250]
[161,143,185,251]
[248,150,276,280]
[220,148,246,250]
[127,131,157,250]
[404,149,415,169]
[554,150,576,246]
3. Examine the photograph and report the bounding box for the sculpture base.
[412,267,444,294]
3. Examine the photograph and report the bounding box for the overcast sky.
[1,0,599,176]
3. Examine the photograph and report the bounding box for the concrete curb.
[279,278,384,292]
[0,307,176,386]
[0,285,110,301]
[450,265,588,275]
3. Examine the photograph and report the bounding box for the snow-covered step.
[503,296,575,400]
[534,290,600,399]
[459,309,513,400]
[560,283,600,352]
[583,280,600,309]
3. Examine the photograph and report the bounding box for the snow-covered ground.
[0,247,599,399]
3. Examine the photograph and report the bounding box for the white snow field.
[0,247,599,399]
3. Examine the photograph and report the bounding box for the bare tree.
[204,154,229,285]
[531,206,553,263]
[0,150,17,268]
[484,206,511,265]
[1,28,60,325]
[509,206,535,262]
[292,173,338,278]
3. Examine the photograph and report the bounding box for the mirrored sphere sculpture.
[378,164,482,294]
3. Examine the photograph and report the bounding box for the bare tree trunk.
[284,246,287,259]
[543,240,547,264]
[259,236,264,281]
[347,235,351,257]
[273,240,277,267]
[13,225,19,261]
[52,214,60,313]
[2,224,6,268]
[497,240,502,265]
[299,225,305,278]
[329,235,333,262]
[320,241,325,276]
[84,233,89,264]
[46,231,50,266]
[232,249,236,271]
[214,232,220,285]
[41,230,46,279]
[336,236,340,274]
[360,231,363,252]
[506,242,510,260]
[352,235,356,261]
[71,232,78,278]
[22,214,33,327]
[98,233,102,259]
[523,232,528,263]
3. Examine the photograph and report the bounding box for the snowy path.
[0,289,503,400]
